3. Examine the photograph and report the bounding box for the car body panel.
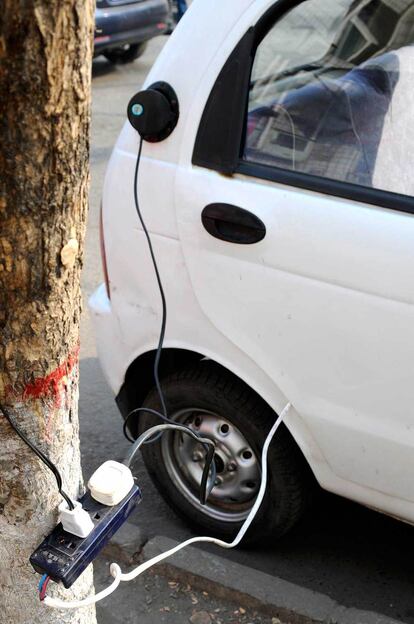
[175,163,414,504]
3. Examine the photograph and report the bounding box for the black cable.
[0,402,75,510]
[200,443,216,505]
[128,138,216,504]
[124,421,216,504]
[123,406,217,502]
[133,137,168,420]
[123,407,171,444]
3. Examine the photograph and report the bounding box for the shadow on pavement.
[92,57,118,79]
[265,491,414,621]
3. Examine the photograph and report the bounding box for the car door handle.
[201,203,266,244]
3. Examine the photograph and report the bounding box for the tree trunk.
[0,2,97,623]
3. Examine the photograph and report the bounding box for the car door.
[175,0,414,508]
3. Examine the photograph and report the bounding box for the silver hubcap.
[161,408,261,523]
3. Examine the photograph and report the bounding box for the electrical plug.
[58,500,94,538]
[88,460,134,506]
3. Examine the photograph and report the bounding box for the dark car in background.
[94,0,169,64]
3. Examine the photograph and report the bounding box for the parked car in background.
[94,0,169,64]
[91,0,414,543]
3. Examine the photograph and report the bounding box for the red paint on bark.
[22,347,79,406]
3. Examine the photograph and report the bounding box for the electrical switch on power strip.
[88,460,135,506]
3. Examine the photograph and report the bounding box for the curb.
[141,535,401,624]
[102,522,145,564]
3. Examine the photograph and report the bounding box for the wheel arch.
[116,347,317,487]
[116,348,205,432]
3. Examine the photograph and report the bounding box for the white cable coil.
[44,402,291,610]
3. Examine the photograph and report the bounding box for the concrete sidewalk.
[95,548,277,624]
[143,536,401,624]
[95,524,401,624]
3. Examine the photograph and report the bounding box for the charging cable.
[36,130,292,607]
[132,137,168,421]
[42,402,291,609]
[123,137,216,502]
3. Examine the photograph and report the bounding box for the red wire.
[39,576,51,601]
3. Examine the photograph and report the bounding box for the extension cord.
[31,486,141,588]
[58,501,94,539]
[88,460,135,506]
[43,402,291,609]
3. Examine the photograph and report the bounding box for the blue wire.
[38,574,47,592]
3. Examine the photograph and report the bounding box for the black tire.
[104,42,147,65]
[137,362,314,543]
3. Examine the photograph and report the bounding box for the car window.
[244,0,414,197]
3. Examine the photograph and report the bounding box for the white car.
[90,0,414,542]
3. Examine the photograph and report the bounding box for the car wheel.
[137,362,313,543]
[104,42,147,65]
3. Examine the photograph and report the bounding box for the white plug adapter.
[88,460,134,506]
[58,500,94,538]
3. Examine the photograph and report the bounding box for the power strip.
[30,486,141,588]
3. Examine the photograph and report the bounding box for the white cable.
[44,402,291,609]
[43,564,122,609]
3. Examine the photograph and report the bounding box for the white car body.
[90,0,414,526]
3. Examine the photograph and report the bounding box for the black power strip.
[30,486,141,588]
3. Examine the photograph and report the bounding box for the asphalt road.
[80,36,414,624]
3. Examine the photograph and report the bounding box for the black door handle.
[201,203,266,244]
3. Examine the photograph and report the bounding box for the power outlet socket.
[30,485,141,588]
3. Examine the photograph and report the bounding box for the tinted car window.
[245,0,414,197]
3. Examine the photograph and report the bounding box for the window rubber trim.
[192,0,414,216]
[237,161,414,215]
[192,28,255,175]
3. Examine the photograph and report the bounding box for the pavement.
[79,36,414,624]
[94,551,278,624]
[94,527,401,624]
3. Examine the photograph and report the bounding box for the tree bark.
[0,1,96,622]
